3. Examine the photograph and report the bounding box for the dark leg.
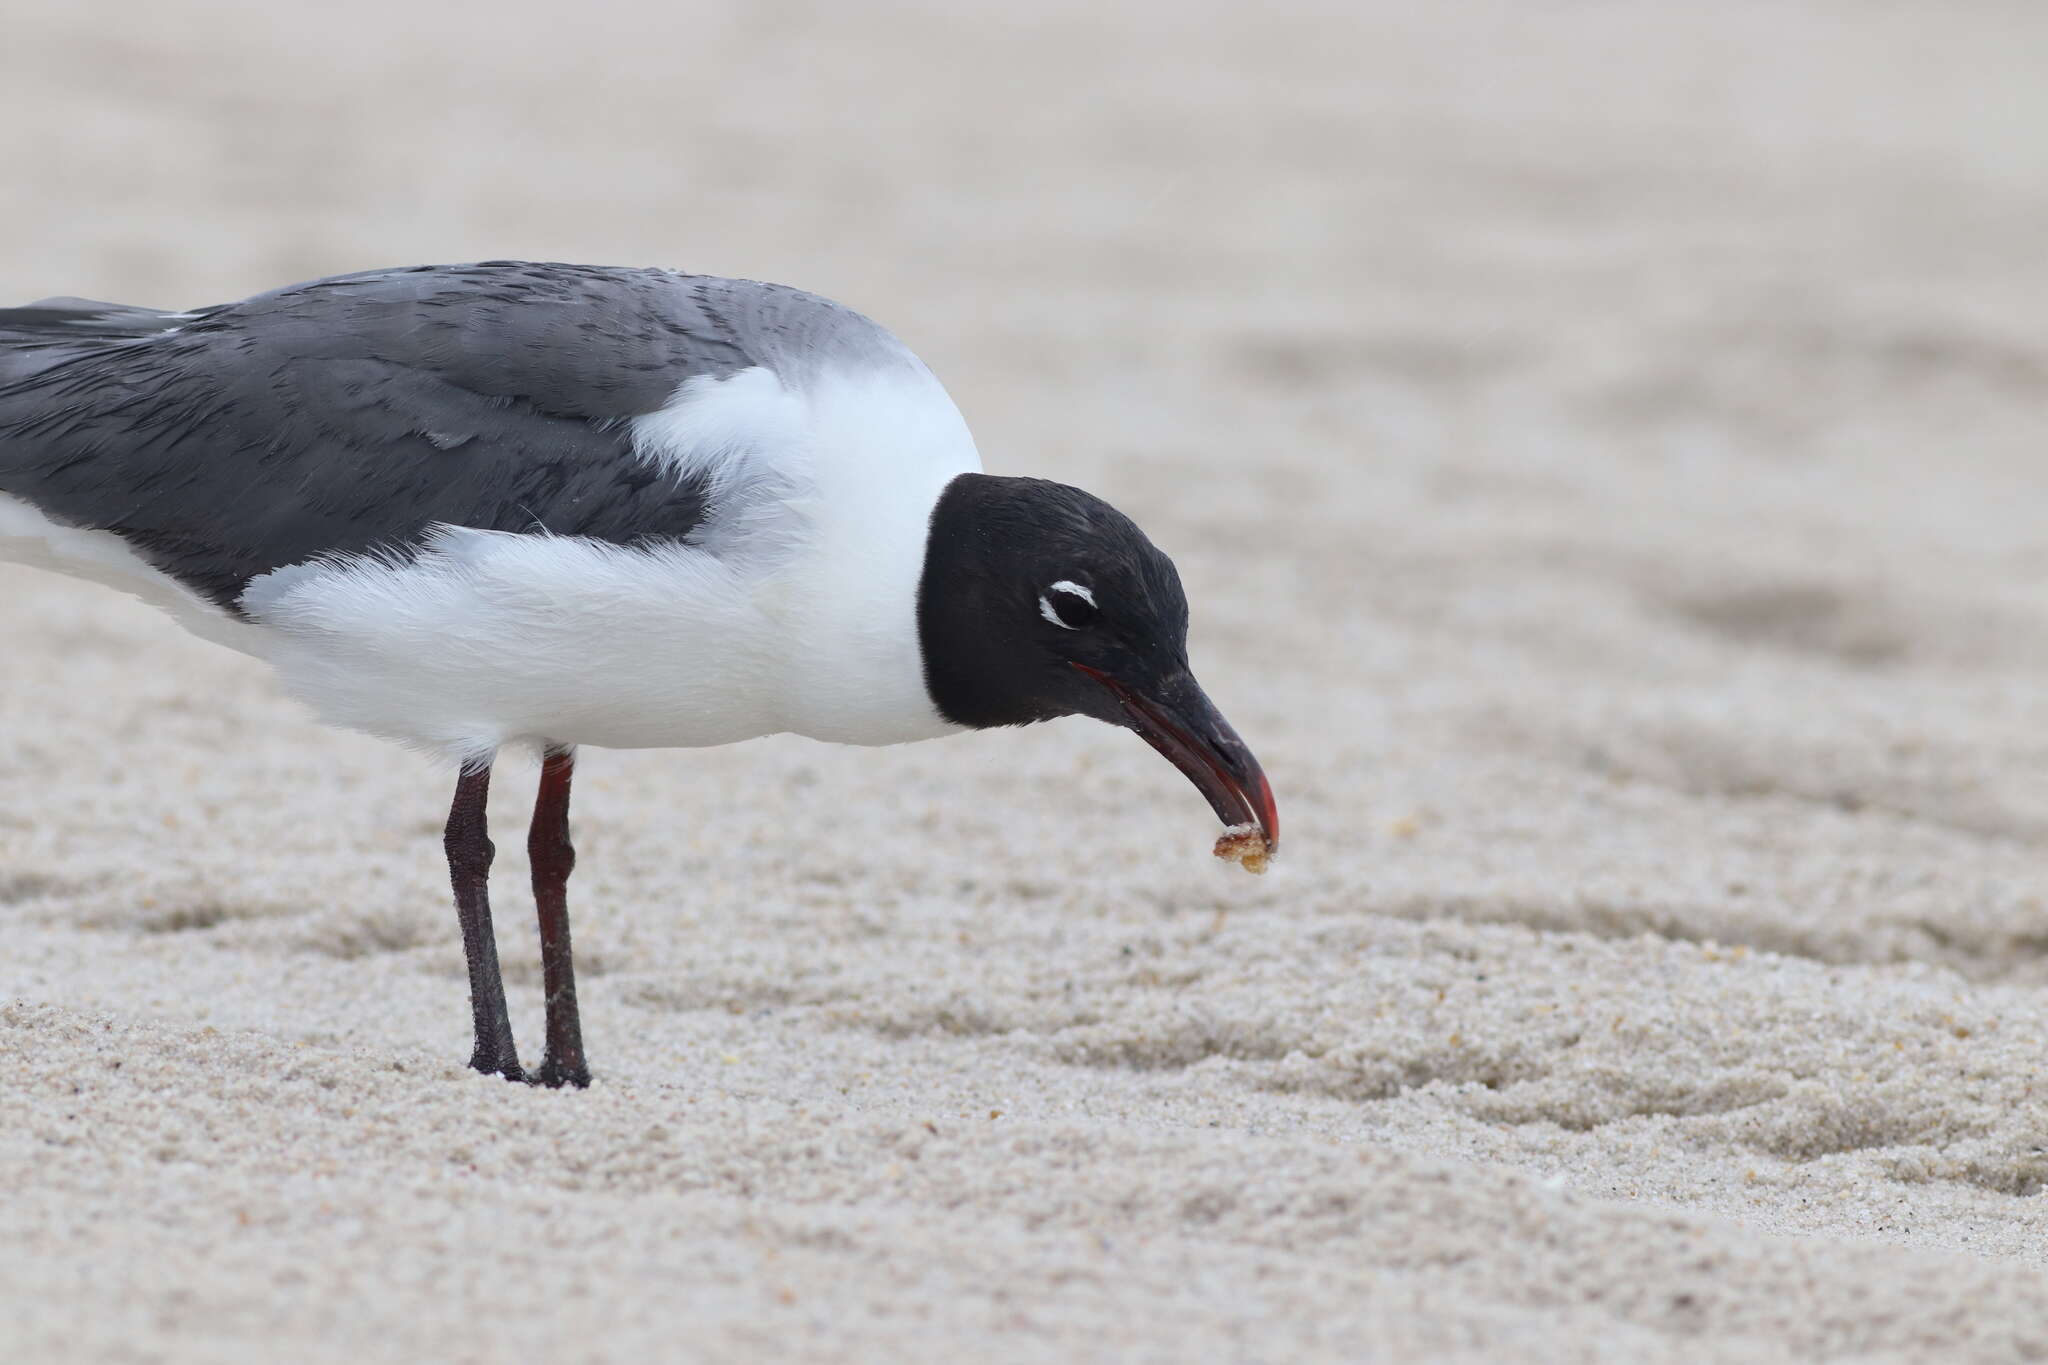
[445,762,523,1081]
[529,746,590,1088]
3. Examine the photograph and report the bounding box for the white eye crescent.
[1038,580,1098,629]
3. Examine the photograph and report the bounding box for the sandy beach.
[6,2,2048,1359]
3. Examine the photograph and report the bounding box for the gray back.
[0,262,901,608]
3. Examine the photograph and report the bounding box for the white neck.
[632,356,983,746]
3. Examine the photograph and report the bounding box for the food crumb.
[1213,824,1271,875]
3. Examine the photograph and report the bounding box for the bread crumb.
[1213,824,1271,875]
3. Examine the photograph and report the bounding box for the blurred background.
[8,2,2042,484]
[13,11,2048,1353]
[5,0,2048,972]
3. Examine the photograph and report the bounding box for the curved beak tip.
[1072,662,1278,869]
[1253,771,1280,854]
[1213,772,1280,874]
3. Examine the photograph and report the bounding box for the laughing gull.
[0,261,1277,1087]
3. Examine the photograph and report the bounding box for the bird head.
[918,474,1278,855]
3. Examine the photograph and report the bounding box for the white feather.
[242,528,776,765]
[0,492,263,656]
[231,355,981,762]
[628,366,811,561]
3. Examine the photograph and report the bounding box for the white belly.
[239,525,963,766]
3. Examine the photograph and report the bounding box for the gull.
[0,261,1277,1086]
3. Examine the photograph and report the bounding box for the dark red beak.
[1072,662,1279,854]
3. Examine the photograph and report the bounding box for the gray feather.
[0,261,900,608]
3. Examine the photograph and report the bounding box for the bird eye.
[1038,580,1099,630]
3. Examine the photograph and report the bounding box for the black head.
[917,473,1278,850]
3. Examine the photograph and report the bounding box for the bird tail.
[0,297,258,646]
[0,297,193,386]
[0,297,170,548]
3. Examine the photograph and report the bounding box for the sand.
[5,1,2048,1360]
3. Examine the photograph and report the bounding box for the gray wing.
[0,262,882,609]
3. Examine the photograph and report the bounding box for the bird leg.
[445,762,524,1081]
[528,747,590,1088]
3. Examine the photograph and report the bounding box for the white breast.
[755,360,983,744]
[236,357,981,765]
